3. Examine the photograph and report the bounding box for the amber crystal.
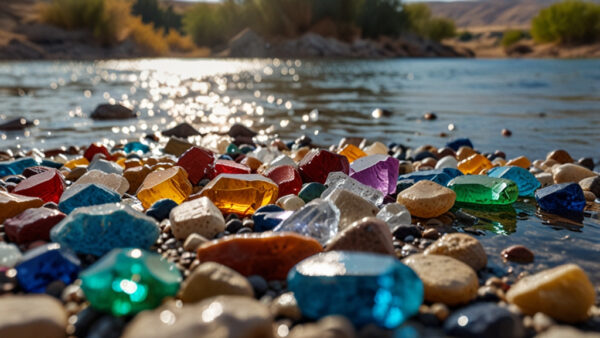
[137,166,192,209]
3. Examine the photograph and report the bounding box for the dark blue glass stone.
[40,159,63,169]
[535,183,585,214]
[16,243,80,293]
[253,205,292,232]
[444,302,525,338]
[59,184,121,214]
[446,138,473,151]
[146,199,178,221]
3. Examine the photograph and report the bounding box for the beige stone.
[0,295,67,338]
[276,194,305,211]
[326,217,394,255]
[0,191,44,224]
[536,326,600,338]
[179,262,254,303]
[424,233,487,270]
[170,197,225,240]
[546,149,573,164]
[65,166,87,181]
[288,316,355,338]
[326,189,379,230]
[397,181,456,219]
[74,169,129,195]
[183,233,208,252]
[363,141,388,156]
[535,173,553,188]
[552,163,597,184]
[270,292,301,320]
[403,254,478,306]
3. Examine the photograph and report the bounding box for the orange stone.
[547,149,573,164]
[506,156,531,169]
[337,144,367,163]
[240,156,263,172]
[124,159,143,169]
[63,157,89,170]
[0,191,44,223]
[137,166,192,209]
[458,154,493,175]
[196,232,322,280]
[124,165,152,195]
[456,147,477,161]
[196,174,278,216]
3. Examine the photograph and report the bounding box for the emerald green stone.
[448,175,519,205]
[226,143,239,155]
[80,248,181,316]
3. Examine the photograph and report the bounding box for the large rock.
[90,104,136,120]
[552,163,597,184]
[0,117,34,131]
[162,123,201,138]
[397,180,456,218]
[0,295,67,338]
[178,262,254,303]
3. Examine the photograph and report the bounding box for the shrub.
[165,30,196,53]
[128,16,169,55]
[502,29,526,47]
[426,17,456,42]
[182,1,245,47]
[132,0,182,33]
[458,31,474,42]
[358,0,407,38]
[531,0,600,44]
[404,3,455,42]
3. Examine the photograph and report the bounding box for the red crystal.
[298,149,350,184]
[22,166,53,178]
[209,159,251,179]
[264,165,302,198]
[4,207,66,244]
[13,169,65,203]
[176,146,215,185]
[84,143,111,161]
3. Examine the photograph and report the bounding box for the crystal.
[58,183,121,214]
[448,175,518,205]
[288,251,423,328]
[274,199,340,245]
[298,182,327,203]
[80,248,181,316]
[398,168,462,187]
[488,166,541,197]
[51,203,160,256]
[506,156,531,169]
[349,155,399,195]
[268,154,296,168]
[197,174,278,216]
[84,143,111,161]
[377,203,412,230]
[0,157,38,177]
[88,158,123,175]
[62,157,89,170]
[338,144,367,163]
[457,154,492,175]
[210,159,251,178]
[4,207,66,243]
[535,183,586,214]
[137,166,192,209]
[145,199,178,222]
[12,168,65,203]
[321,172,384,206]
[15,243,80,293]
[176,146,214,185]
[0,242,22,268]
[298,149,350,184]
[196,232,322,280]
[446,138,473,151]
[264,165,303,198]
[123,142,150,154]
[74,170,129,196]
[0,191,44,223]
[253,205,293,232]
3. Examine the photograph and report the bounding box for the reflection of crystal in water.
[456,204,517,235]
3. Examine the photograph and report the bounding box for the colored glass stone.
[488,166,541,197]
[137,166,192,209]
[88,158,123,175]
[274,199,340,245]
[298,149,350,184]
[253,205,293,232]
[176,146,214,185]
[535,183,586,214]
[196,232,322,280]
[446,138,473,151]
[506,156,531,169]
[457,154,493,175]
[0,191,44,223]
[13,169,65,203]
[298,182,327,203]
[197,174,278,216]
[398,168,463,187]
[350,155,399,195]
[210,159,251,178]
[226,143,239,155]
[377,203,412,230]
[338,144,367,163]
[58,183,121,214]
[146,199,178,221]
[4,207,66,243]
[448,175,519,205]
[84,143,111,161]
[288,251,423,328]
[0,242,22,268]
[40,159,63,169]
[264,165,303,198]
[123,142,150,154]
[22,165,52,178]
[80,248,182,316]
[321,172,384,206]
[63,157,89,170]
[0,157,38,177]
[15,243,80,293]
[51,203,160,256]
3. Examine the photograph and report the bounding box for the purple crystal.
[350,155,399,195]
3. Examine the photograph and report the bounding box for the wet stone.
[74,170,129,196]
[288,251,423,328]
[444,302,525,338]
[145,198,178,222]
[298,149,350,184]
[446,138,473,151]
[547,149,573,164]
[0,242,22,268]
[579,176,600,197]
[553,163,597,184]
[162,122,200,138]
[58,183,121,214]
[349,155,399,195]
[137,166,192,209]
[397,181,456,218]
[424,233,487,271]
[326,217,395,255]
[178,262,254,303]
[535,172,553,188]
[16,243,80,293]
[4,207,66,244]
[274,199,339,245]
[448,175,519,205]
[501,245,534,264]
[535,183,586,214]
[169,197,225,240]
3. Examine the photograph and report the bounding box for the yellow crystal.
[0,191,44,223]
[338,144,367,163]
[63,157,89,170]
[457,154,492,175]
[137,166,192,209]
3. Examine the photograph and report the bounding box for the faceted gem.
[321,172,384,206]
[350,155,399,195]
[74,170,129,196]
[338,144,367,163]
[0,191,44,223]
[84,143,111,161]
[0,157,39,177]
[448,175,519,205]
[176,146,214,185]
[22,165,52,178]
[197,174,278,216]
[326,218,395,255]
[88,158,123,175]
[210,159,251,178]
[298,149,350,184]
[506,156,531,169]
[13,169,65,203]
[446,138,473,151]
[264,165,302,198]
[376,203,412,230]
[196,232,322,280]
[51,203,160,256]
[62,157,89,170]
[123,142,150,154]
[534,183,586,214]
[298,182,327,203]
[253,205,293,232]
[15,243,80,293]
[0,242,22,268]
[457,154,492,175]
[398,168,462,187]
[80,248,181,316]
[169,197,225,240]
[145,199,178,222]
[137,166,192,209]
[397,181,456,218]
[325,189,379,230]
[444,303,526,338]
[488,166,540,197]
[4,207,66,243]
[274,199,340,245]
[288,251,423,328]
[58,183,121,214]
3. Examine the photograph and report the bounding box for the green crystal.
[80,248,181,316]
[226,143,239,155]
[448,175,519,205]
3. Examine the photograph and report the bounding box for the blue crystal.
[51,203,160,256]
[274,199,339,245]
[398,168,463,187]
[288,251,423,328]
[123,142,150,154]
[396,179,414,193]
[59,183,121,214]
[15,243,80,293]
[535,183,586,214]
[446,138,473,151]
[0,158,39,177]
[146,199,178,222]
[445,302,525,338]
[488,166,541,197]
[252,205,293,232]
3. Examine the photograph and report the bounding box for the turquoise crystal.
[58,183,121,214]
[288,251,423,328]
[51,203,160,256]
[487,166,541,197]
[123,142,150,154]
[448,175,519,205]
[0,158,38,177]
[80,248,181,316]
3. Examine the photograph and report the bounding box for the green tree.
[531,0,600,44]
[358,0,407,38]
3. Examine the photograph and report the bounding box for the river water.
[1,58,599,284]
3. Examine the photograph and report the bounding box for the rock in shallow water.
[396,181,456,218]
[444,302,525,338]
[534,182,586,215]
[288,251,423,328]
[424,233,487,271]
[0,295,67,338]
